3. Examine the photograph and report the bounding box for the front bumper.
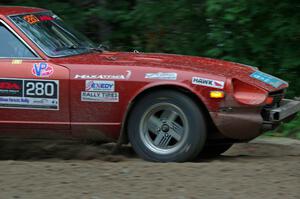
[268,99,300,121]
[262,99,300,130]
[210,99,300,140]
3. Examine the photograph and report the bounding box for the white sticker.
[0,78,59,110]
[0,97,58,109]
[81,92,119,102]
[145,72,177,80]
[75,70,131,80]
[86,80,115,92]
[192,77,225,89]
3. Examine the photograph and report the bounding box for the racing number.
[24,80,58,99]
[26,82,54,97]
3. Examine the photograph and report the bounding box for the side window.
[0,23,37,58]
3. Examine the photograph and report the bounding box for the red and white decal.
[38,15,54,21]
[32,63,54,78]
[192,77,225,89]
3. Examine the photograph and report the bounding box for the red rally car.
[0,6,299,162]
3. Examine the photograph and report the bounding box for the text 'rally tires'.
[128,90,207,162]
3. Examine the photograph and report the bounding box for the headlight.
[232,79,268,106]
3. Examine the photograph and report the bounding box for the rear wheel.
[128,90,207,162]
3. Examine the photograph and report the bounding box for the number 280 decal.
[0,78,59,110]
[25,80,57,98]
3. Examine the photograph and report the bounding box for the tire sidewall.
[128,90,207,162]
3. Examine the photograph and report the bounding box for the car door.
[0,20,70,130]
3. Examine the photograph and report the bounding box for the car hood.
[51,52,288,92]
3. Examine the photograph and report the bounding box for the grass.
[264,113,300,140]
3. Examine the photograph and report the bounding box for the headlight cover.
[232,79,268,106]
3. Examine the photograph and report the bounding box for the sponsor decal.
[145,72,177,80]
[250,71,287,88]
[32,63,54,77]
[0,97,58,109]
[81,92,119,102]
[0,79,23,97]
[75,70,131,80]
[86,80,115,92]
[0,78,59,110]
[11,60,22,65]
[38,15,54,21]
[192,77,225,89]
[23,15,40,24]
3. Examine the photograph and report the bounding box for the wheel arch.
[117,83,215,145]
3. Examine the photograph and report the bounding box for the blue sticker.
[86,80,115,92]
[250,71,286,88]
[32,62,54,77]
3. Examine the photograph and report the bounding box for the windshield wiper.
[55,44,87,51]
[86,44,109,52]
[88,47,104,52]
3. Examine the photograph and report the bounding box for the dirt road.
[0,137,299,199]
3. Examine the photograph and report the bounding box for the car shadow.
[0,139,137,162]
[0,139,298,162]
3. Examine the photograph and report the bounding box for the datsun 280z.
[0,6,299,162]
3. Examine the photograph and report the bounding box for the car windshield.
[10,12,96,57]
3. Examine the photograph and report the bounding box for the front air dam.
[210,107,263,140]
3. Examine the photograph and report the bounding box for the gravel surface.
[0,137,299,199]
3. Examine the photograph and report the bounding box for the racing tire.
[128,90,207,162]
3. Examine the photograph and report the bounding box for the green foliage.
[2,0,300,137]
[204,0,300,98]
[265,114,300,140]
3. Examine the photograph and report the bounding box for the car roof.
[0,6,47,16]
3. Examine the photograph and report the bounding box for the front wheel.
[128,90,207,162]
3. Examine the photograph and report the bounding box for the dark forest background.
[1,0,300,137]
